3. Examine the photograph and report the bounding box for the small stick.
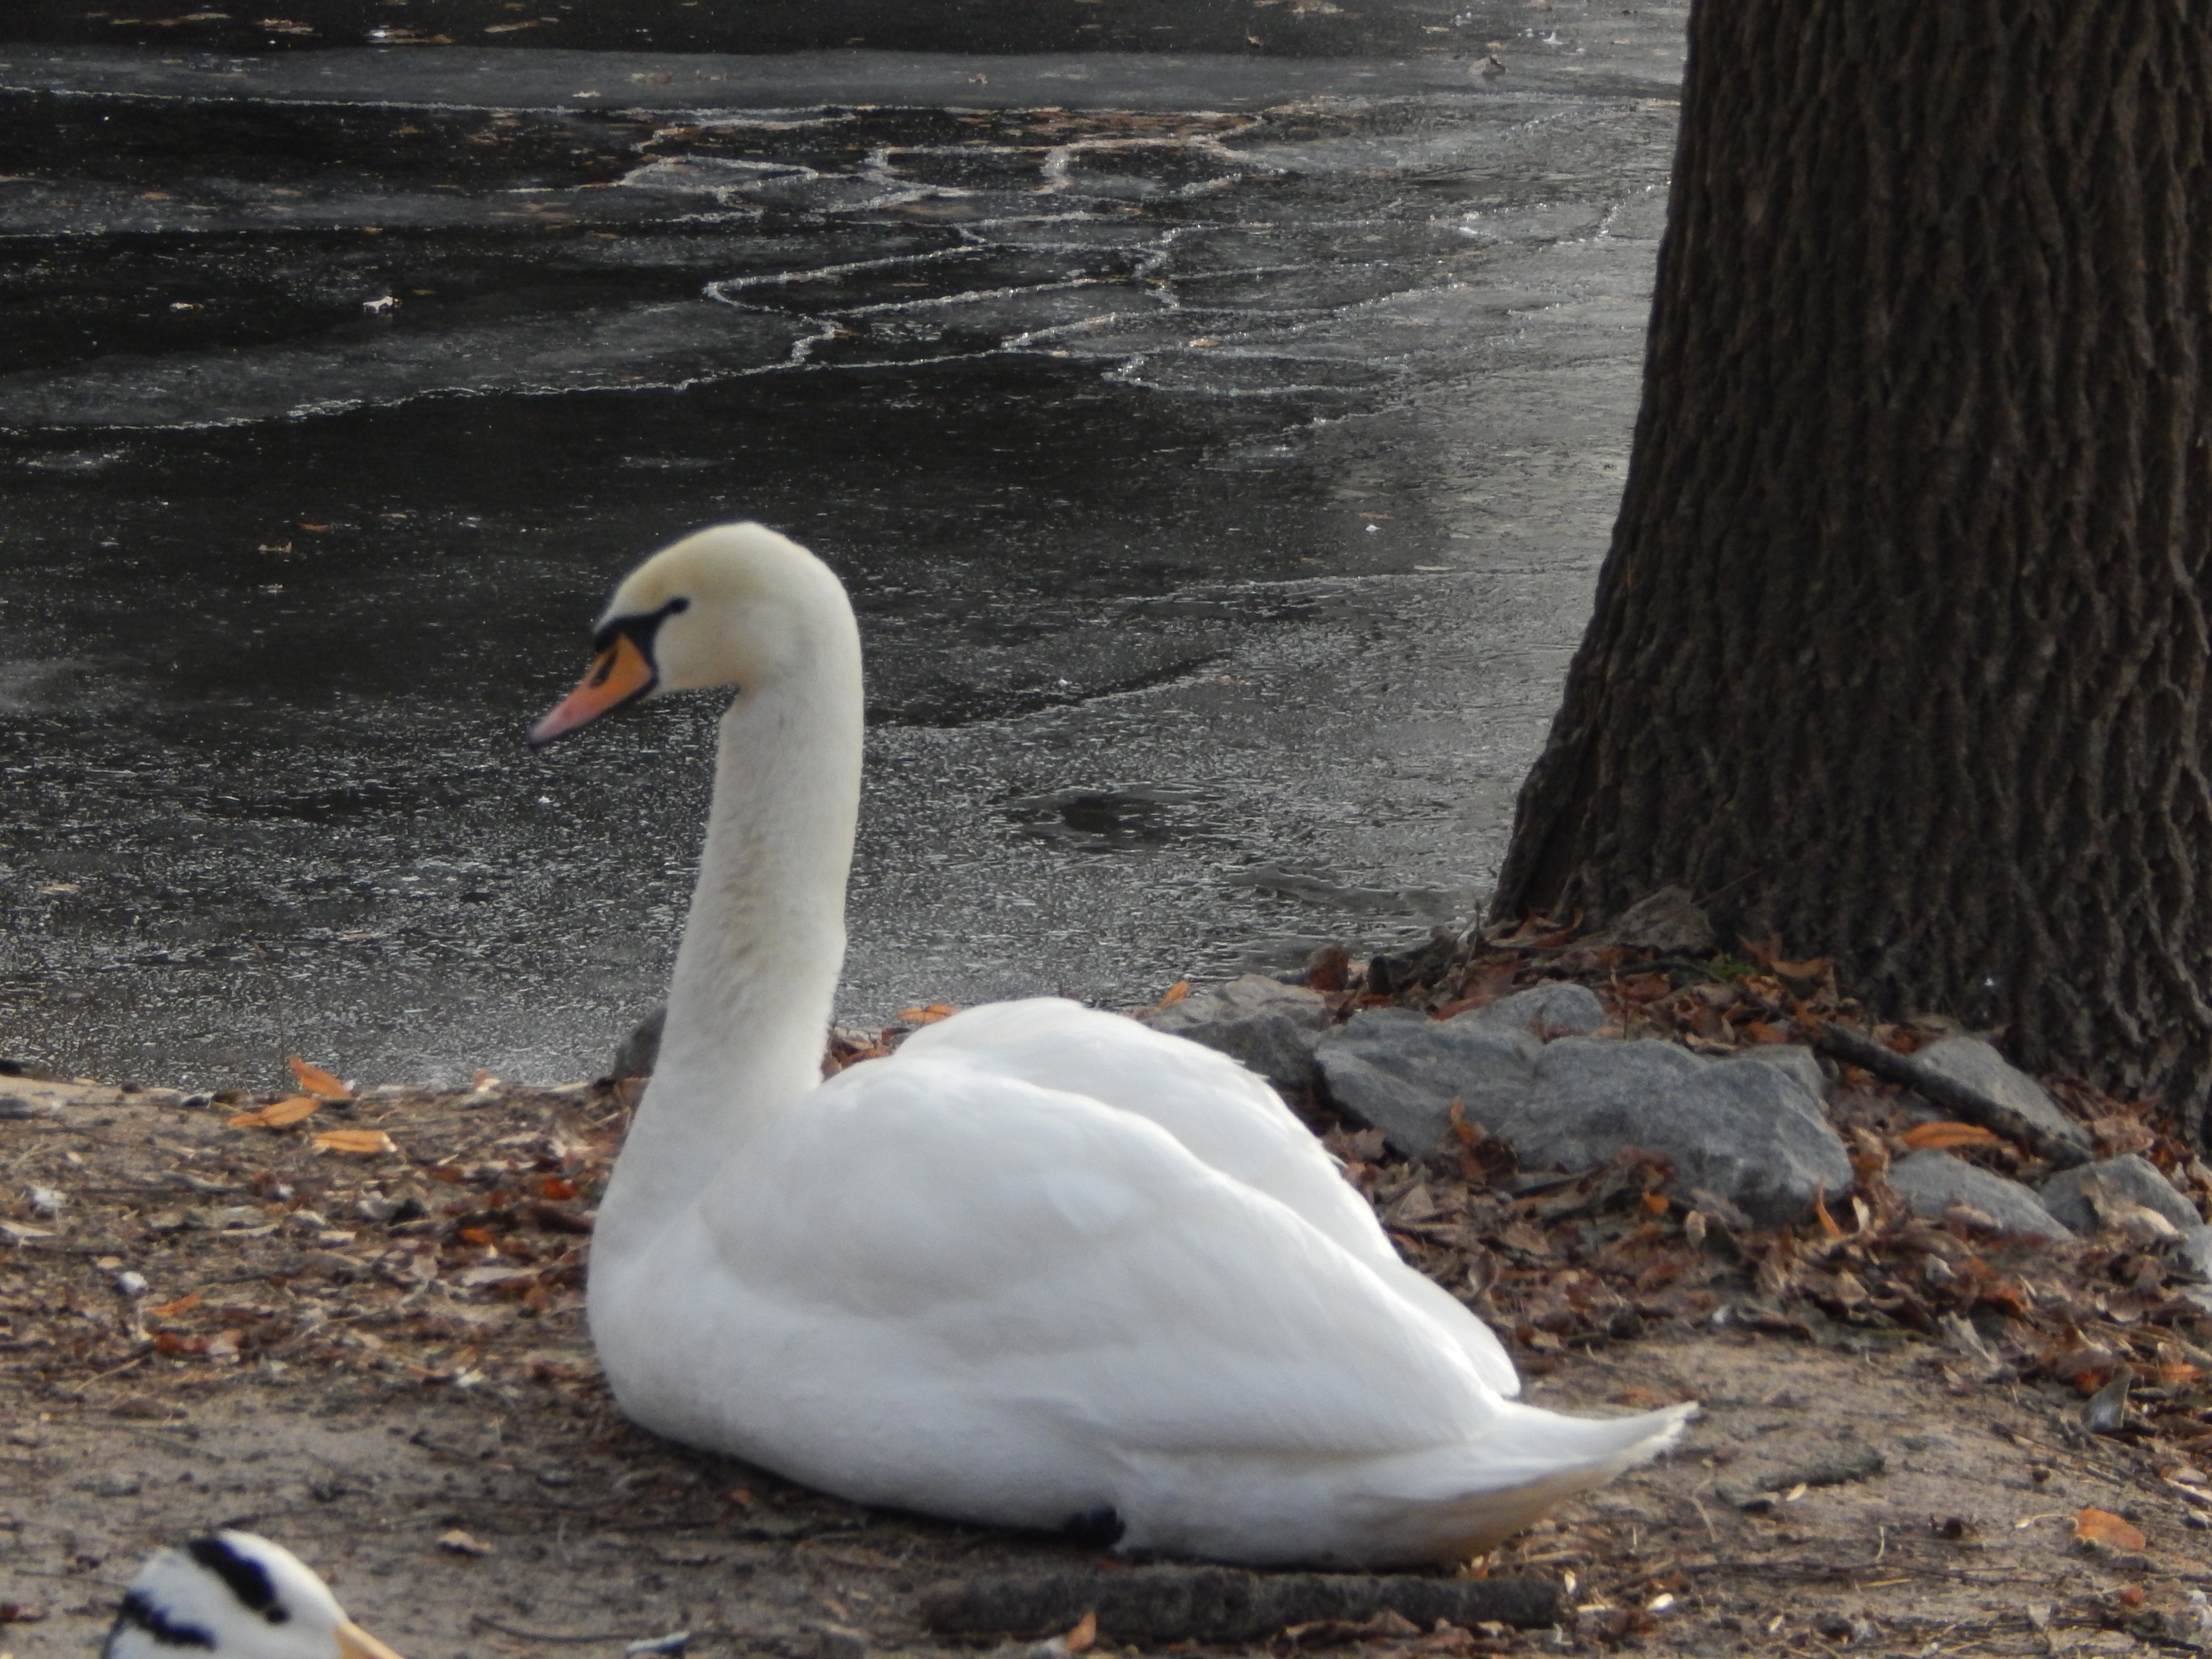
[1804,1021,2089,1169]
[469,1617,743,1647]
[923,1565,1561,1641]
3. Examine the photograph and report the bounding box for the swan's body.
[107,1532,403,1659]
[539,523,1691,1566]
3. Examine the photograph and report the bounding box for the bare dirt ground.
[3,1070,2211,1659]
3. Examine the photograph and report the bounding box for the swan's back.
[896,998,1523,1396]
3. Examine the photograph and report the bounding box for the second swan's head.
[529,522,850,747]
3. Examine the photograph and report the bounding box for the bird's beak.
[336,1620,408,1659]
[529,632,657,748]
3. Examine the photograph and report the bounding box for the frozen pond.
[0,5,1683,1087]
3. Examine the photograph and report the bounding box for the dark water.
[0,4,1683,1088]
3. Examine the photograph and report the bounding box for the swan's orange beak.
[529,633,657,748]
[337,1620,408,1659]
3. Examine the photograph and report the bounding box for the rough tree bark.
[1492,3,2212,1129]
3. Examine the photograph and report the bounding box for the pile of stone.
[1138,972,2212,1293]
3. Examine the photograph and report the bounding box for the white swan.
[532,522,1692,1567]
[107,1532,404,1659]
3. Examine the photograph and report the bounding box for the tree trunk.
[1492,1,2212,1130]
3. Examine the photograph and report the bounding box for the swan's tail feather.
[1377,1400,1698,1563]
[1484,1397,1696,1482]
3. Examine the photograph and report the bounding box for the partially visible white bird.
[534,522,1695,1568]
[106,1532,403,1659]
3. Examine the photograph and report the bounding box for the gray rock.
[1321,1011,1851,1225]
[610,1005,666,1080]
[1456,982,1608,1041]
[1139,974,1334,1092]
[1584,886,1716,955]
[1727,1043,1829,1102]
[1314,1009,1539,1157]
[2174,1226,2212,1283]
[1503,1038,1852,1227]
[2038,1154,2201,1236]
[1910,1035,2089,1148]
[1887,1150,2074,1241]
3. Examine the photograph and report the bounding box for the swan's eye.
[591,595,691,657]
[184,1538,283,1623]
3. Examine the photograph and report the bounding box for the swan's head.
[529,522,845,746]
[105,1532,403,1659]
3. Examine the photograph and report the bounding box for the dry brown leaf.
[147,1291,203,1320]
[1813,1189,1843,1239]
[1154,979,1190,1009]
[2074,1507,2147,1550]
[228,1095,321,1129]
[897,1003,957,1024]
[1065,1611,1097,1653]
[1739,933,1785,968]
[1771,954,1833,986]
[313,1128,398,1156]
[286,1055,352,1100]
[436,1529,495,1557]
[1901,1121,2002,1151]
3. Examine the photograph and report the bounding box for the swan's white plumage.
[897,997,1524,1398]
[557,522,1693,1567]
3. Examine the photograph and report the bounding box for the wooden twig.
[1804,1021,2090,1169]
[921,1565,1562,1641]
[469,1616,745,1647]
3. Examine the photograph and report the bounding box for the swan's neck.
[595,639,863,1259]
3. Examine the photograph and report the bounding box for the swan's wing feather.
[898,998,1521,1397]
[900,998,1397,1252]
[712,1055,1504,1458]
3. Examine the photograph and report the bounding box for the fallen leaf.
[286,1055,353,1100]
[437,1529,495,1557]
[228,1095,321,1129]
[2074,1507,2147,1550]
[1813,1190,1843,1239]
[313,1129,398,1156]
[897,1003,957,1024]
[1066,1611,1097,1653]
[148,1291,203,1320]
[1902,1121,2002,1151]
[1154,980,1190,1009]
[1739,933,1785,968]
[1770,954,1834,995]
